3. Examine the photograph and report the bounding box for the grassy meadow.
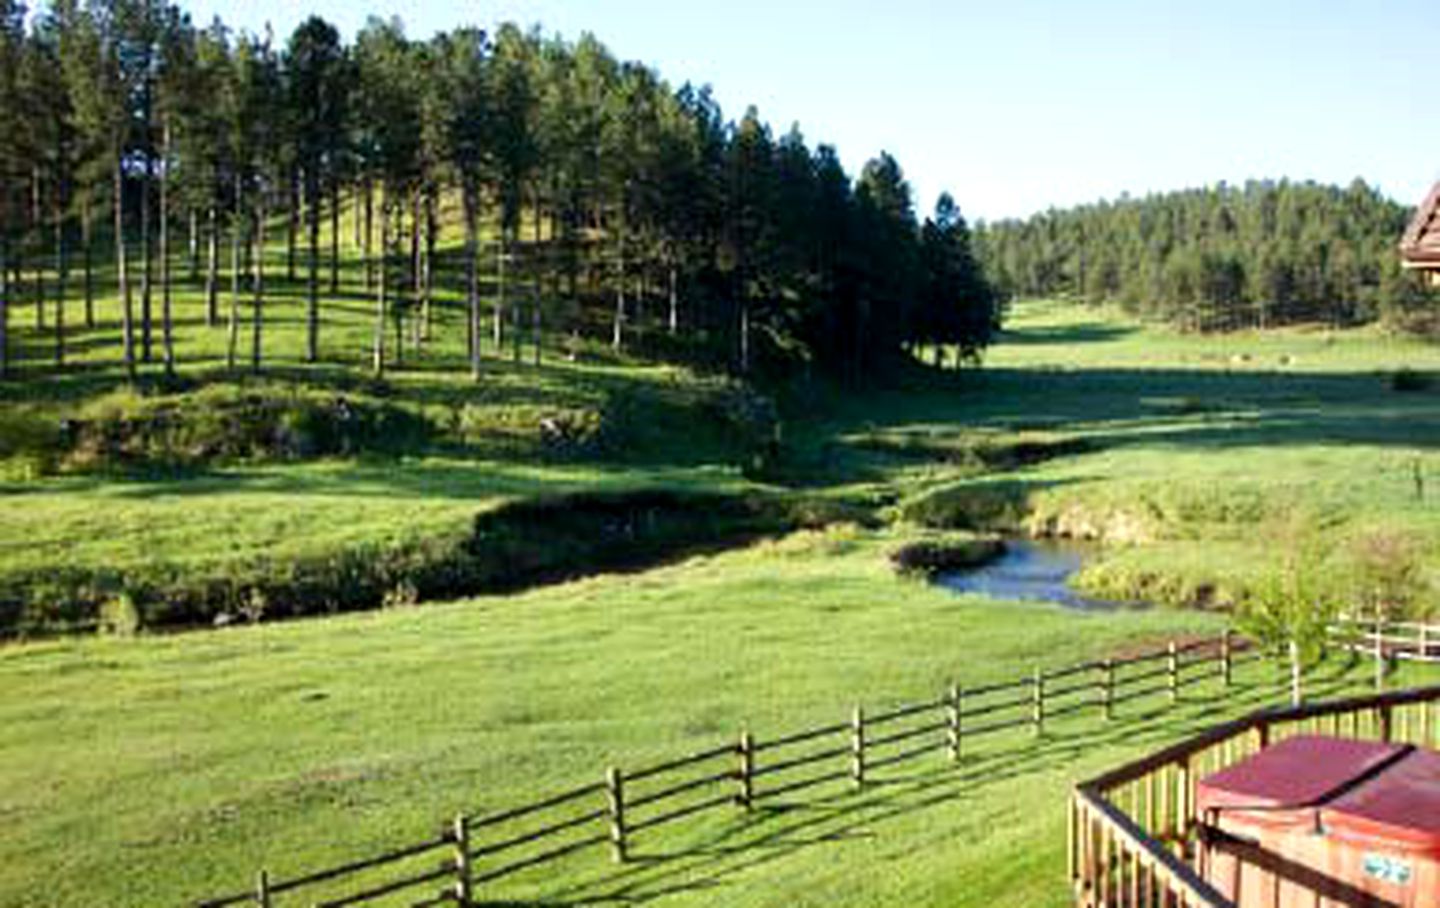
[3,275,1440,906]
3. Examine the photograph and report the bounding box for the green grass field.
[3,290,1440,906]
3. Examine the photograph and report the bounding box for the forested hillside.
[0,0,998,386]
[977,180,1433,331]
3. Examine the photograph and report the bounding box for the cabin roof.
[1401,181,1440,268]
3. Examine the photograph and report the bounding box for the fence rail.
[195,622,1430,907]
[1069,683,1440,908]
[1330,617,1440,663]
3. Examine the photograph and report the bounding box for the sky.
[179,0,1440,223]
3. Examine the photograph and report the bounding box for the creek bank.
[0,488,847,638]
[900,480,1243,609]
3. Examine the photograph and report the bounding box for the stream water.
[933,539,1139,611]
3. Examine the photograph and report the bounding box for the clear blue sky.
[181,0,1439,223]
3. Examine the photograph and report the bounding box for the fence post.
[1100,658,1114,721]
[1421,624,1431,661]
[1220,630,1232,688]
[254,869,271,908]
[947,682,962,763]
[851,705,866,789]
[605,766,627,863]
[1167,641,1179,705]
[452,813,472,907]
[737,729,754,810]
[1033,668,1045,737]
[1375,618,1386,691]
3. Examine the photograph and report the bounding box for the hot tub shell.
[1196,734,1440,907]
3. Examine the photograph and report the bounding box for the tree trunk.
[511,224,521,363]
[29,166,43,333]
[423,188,435,343]
[352,182,361,249]
[286,168,298,282]
[116,157,134,380]
[306,171,319,363]
[29,166,43,332]
[140,145,153,362]
[188,206,199,282]
[668,263,677,335]
[532,189,542,366]
[463,180,480,381]
[409,189,421,351]
[495,227,506,351]
[54,157,66,369]
[392,197,405,364]
[227,175,241,370]
[330,181,340,295]
[739,298,750,375]
[372,191,387,376]
[363,179,373,291]
[82,194,93,329]
[205,205,218,326]
[252,190,265,374]
[160,120,174,376]
[612,232,625,350]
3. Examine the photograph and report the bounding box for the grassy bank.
[5,297,1440,906]
[8,527,1429,907]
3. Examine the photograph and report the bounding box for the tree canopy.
[0,1,1001,384]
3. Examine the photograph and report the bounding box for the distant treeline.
[977,180,1434,331]
[0,0,999,384]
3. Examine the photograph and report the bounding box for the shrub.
[98,594,142,637]
[890,534,1004,577]
[1390,368,1431,392]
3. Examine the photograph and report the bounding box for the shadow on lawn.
[507,662,1362,906]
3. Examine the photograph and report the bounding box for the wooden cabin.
[1401,181,1440,286]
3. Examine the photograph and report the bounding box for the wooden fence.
[1330,617,1440,665]
[195,631,1264,907]
[1069,684,1440,908]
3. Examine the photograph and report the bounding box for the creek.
[934,538,1140,611]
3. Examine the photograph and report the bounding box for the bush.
[98,594,142,637]
[890,534,1004,577]
[61,383,432,471]
[1390,368,1431,392]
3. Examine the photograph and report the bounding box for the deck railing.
[1069,684,1440,908]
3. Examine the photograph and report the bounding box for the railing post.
[1167,640,1179,705]
[1379,705,1394,743]
[946,682,962,763]
[1220,629,1232,688]
[851,705,866,789]
[737,729,754,810]
[1255,718,1271,751]
[254,869,272,908]
[605,766,627,863]
[452,813,472,907]
[1101,658,1114,721]
[1033,668,1045,737]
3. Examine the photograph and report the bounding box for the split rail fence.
[196,631,1266,907]
[1069,684,1440,908]
[1330,617,1440,665]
